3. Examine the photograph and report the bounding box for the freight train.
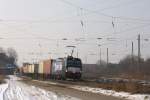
[20,56,82,80]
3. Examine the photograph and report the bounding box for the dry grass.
[97,81,150,94]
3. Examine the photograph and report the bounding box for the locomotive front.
[66,56,82,79]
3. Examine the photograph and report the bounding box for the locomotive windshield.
[67,59,82,68]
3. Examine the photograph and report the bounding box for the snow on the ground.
[0,82,8,100]
[33,79,150,100]
[70,86,150,100]
[2,76,150,100]
[0,75,80,100]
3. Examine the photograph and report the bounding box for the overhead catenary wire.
[0,0,147,23]
[1,22,150,43]
[58,0,150,22]
[94,0,142,12]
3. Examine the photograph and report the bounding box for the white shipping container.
[31,64,34,73]
[28,64,32,73]
[55,61,63,71]
[52,58,66,77]
[38,61,44,74]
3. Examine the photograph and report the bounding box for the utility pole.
[100,48,101,66]
[132,41,134,64]
[107,48,109,67]
[132,42,134,56]
[131,41,134,72]
[97,38,102,66]
[138,34,141,72]
[98,44,101,66]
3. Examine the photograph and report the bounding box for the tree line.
[96,55,150,80]
[0,47,18,68]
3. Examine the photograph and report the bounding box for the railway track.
[21,76,119,87]
[21,76,126,100]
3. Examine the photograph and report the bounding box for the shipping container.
[34,64,39,73]
[51,59,56,75]
[23,65,28,73]
[22,63,30,74]
[51,58,66,79]
[32,63,39,79]
[28,64,32,73]
[38,61,44,74]
[19,67,23,73]
[22,66,26,73]
[43,59,52,75]
[31,64,34,73]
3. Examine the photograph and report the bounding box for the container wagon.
[21,56,82,80]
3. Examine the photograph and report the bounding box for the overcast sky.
[0,0,150,65]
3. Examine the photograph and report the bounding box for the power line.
[96,0,141,12]
[58,0,150,22]
[1,18,150,25]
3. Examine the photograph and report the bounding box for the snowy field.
[0,76,80,100]
[70,85,150,100]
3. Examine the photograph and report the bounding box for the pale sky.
[0,0,150,66]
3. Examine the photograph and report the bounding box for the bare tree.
[7,48,18,66]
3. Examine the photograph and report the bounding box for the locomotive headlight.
[66,70,68,72]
